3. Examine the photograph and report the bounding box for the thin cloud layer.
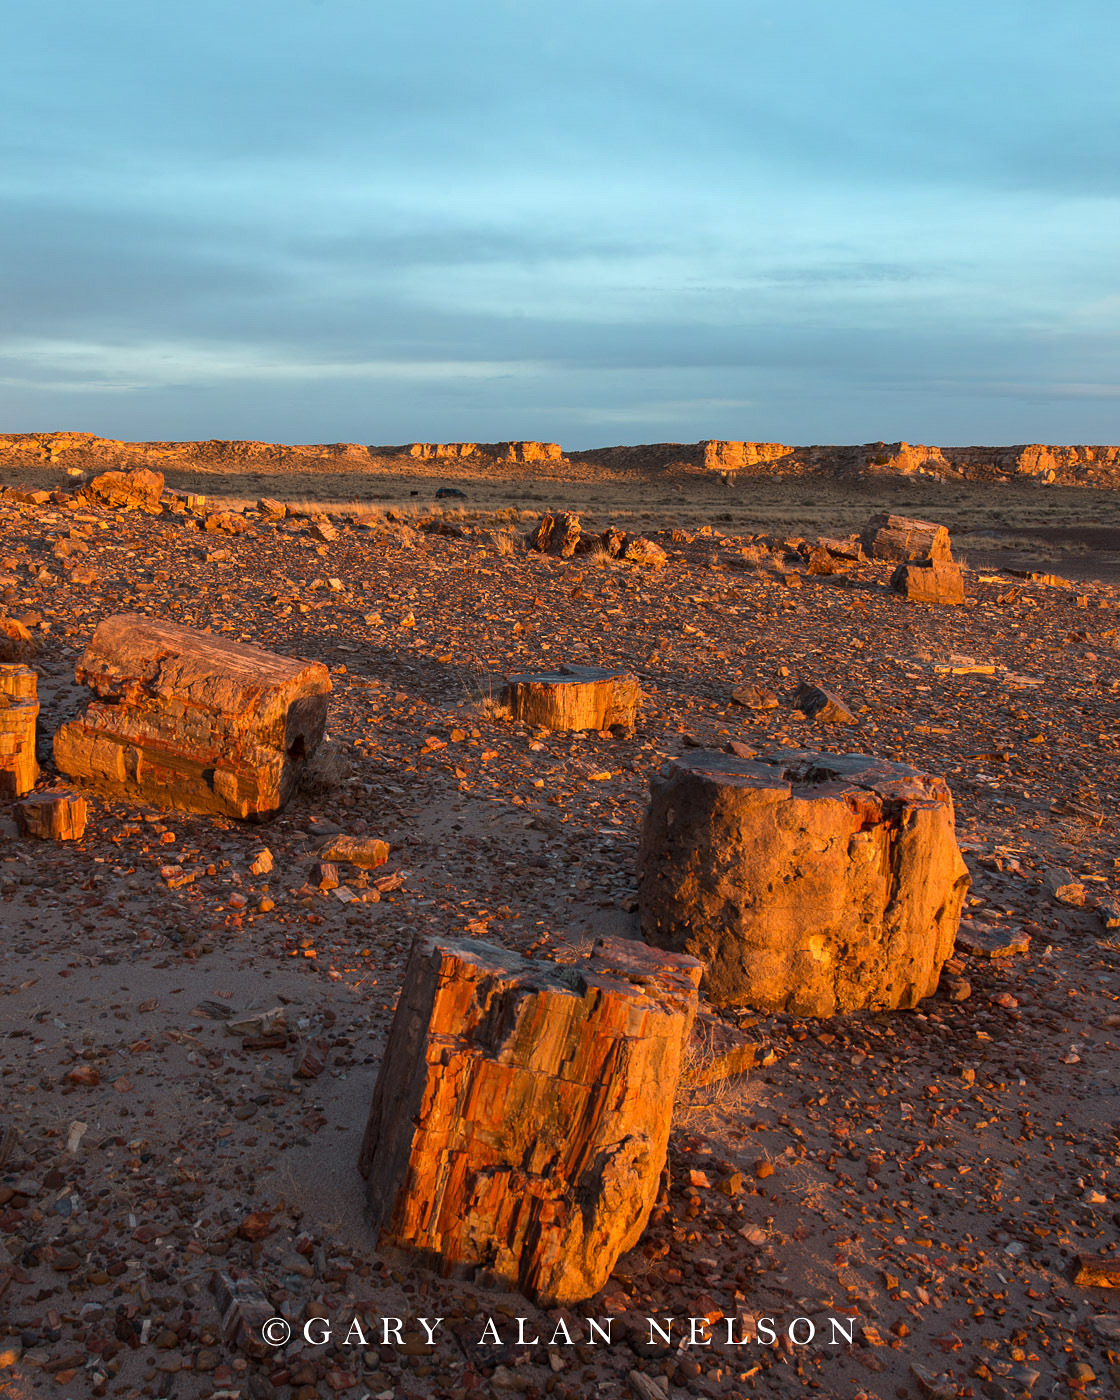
[2,0,1118,445]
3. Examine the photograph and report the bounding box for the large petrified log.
[638,749,970,1014]
[80,467,165,513]
[17,790,87,840]
[53,614,331,820]
[501,663,640,731]
[860,512,951,563]
[357,934,701,1306]
[0,663,38,797]
[891,559,966,604]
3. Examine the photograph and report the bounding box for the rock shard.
[638,749,970,1014]
[0,663,38,797]
[500,663,640,731]
[53,614,331,820]
[357,933,701,1306]
[17,790,87,841]
[860,512,951,563]
[891,559,966,605]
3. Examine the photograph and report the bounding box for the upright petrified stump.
[17,790,87,841]
[54,614,331,820]
[638,749,970,1015]
[891,560,965,605]
[501,664,640,731]
[0,663,39,797]
[860,512,951,563]
[357,934,701,1306]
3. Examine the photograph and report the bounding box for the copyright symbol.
[261,1317,291,1346]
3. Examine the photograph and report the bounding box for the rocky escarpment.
[2,431,1119,486]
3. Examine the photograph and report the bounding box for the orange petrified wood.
[54,614,330,820]
[357,934,701,1306]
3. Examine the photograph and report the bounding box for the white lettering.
[419,1318,443,1346]
[549,1319,575,1346]
[788,1318,815,1346]
[382,1318,404,1346]
[688,1317,712,1347]
[515,1318,540,1346]
[758,1317,778,1346]
[585,1319,612,1345]
[828,1316,856,1345]
[343,1318,367,1347]
[724,1317,751,1345]
[647,1317,674,1347]
[304,1318,330,1345]
[478,1318,502,1345]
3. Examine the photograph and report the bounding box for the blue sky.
[2,0,1118,447]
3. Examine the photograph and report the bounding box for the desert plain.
[0,432,1117,1400]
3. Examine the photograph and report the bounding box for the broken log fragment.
[80,467,164,513]
[16,790,87,841]
[638,749,970,1014]
[0,663,38,797]
[860,512,951,563]
[501,663,640,731]
[891,559,966,604]
[358,933,701,1305]
[53,614,331,820]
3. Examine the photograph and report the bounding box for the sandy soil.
[0,482,1117,1400]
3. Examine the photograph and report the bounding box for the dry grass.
[673,1040,761,1134]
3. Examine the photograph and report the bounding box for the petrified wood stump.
[501,664,640,731]
[638,749,970,1015]
[0,663,38,797]
[860,512,951,563]
[357,933,701,1306]
[54,614,331,820]
[17,790,87,840]
[80,467,165,513]
[891,560,965,605]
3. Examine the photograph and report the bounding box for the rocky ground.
[0,482,1118,1400]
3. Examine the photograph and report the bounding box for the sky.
[2,0,1118,449]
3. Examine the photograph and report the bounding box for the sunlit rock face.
[54,614,331,820]
[638,749,970,1015]
[357,933,701,1306]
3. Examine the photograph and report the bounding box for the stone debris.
[0,616,37,662]
[623,535,668,567]
[955,920,1030,958]
[1073,1255,1120,1288]
[729,681,779,709]
[861,511,952,562]
[15,789,87,840]
[790,679,856,723]
[208,1270,274,1356]
[0,662,38,797]
[500,663,640,731]
[638,748,970,1011]
[316,833,390,867]
[0,469,1114,1399]
[358,933,701,1304]
[54,613,331,819]
[891,558,966,604]
[685,1009,760,1086]
[79,466,164,513]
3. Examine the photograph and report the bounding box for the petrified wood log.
[638,749,970,1014]
[0,663,38,797]
[891,560,965,604]
[80,467,164,513]
[860,512,951,563]
[53,614,331,820]
[17,790,88,841]
[501,664,640,731]
[357,933,701,1305]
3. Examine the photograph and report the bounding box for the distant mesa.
[1,431,1119,487]
[405,440,562,463]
